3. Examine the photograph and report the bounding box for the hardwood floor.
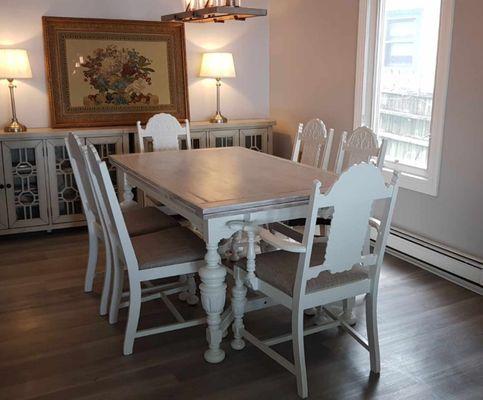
[0,228,481,400]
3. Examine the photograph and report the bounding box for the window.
[354,0,454,195]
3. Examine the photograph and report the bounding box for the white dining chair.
[280,126,388,255]
[291,118,334,170]
[138,114,197,299]
[65,133,182,317]
[229,118,335,261]
[136,113,192,216]
[268,119,334,249]
[137,113,192,152]
[335,126,387,174]
[84,143,207,355]
[229,163,400,398]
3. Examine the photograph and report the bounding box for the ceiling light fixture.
[161,1,267,24]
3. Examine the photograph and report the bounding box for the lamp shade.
[199,52,236,79]
[0,49,32,79]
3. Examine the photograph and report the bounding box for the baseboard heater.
[377,227,482,295]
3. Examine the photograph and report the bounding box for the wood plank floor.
[0,228,481,400]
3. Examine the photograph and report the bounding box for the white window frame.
[354,0,455,196]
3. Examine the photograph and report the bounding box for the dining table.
[110,146,340,363]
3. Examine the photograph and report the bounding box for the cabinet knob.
[6,184,12,189]
[0,184,4,189]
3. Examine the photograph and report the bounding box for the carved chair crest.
[336,126,386,173]
[137,113,189,152]
[293,118,333,170]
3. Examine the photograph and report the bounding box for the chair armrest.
[259,227,306,253]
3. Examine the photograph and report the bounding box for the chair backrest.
[293,163,399,302]
[335,126,387,174]
[65,133,99,222]
[137,113,191,152]
[84,144,139,274]
[291,119,334,170]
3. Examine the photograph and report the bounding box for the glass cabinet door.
[209,130,240,148]
[1,140,49,229]
[0,145,8,230]
[179,131,208,150]
[46,138,84,224]
[240,128,268,152]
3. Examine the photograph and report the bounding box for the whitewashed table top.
[110,147,338,218]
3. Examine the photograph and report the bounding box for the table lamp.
[0,49,32,132]
[200,52,236,123]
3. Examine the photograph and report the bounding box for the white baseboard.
[376,228,482,295]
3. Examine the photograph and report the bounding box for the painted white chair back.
[335,127,387,174]
[291,119,334,170]
[65,133,99,222]
[293,164,399,302]
[85,144,139,277]
[137,113,191,152]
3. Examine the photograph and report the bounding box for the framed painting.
[43,17,189,128]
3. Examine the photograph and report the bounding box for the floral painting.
[81,45,160,106]
[65,38,171,109]
[43,17,189,128]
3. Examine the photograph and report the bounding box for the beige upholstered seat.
[238,243,368,296]
[131,227,206,270]
[123,206,179,237]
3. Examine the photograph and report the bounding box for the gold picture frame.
[43,16,189,128]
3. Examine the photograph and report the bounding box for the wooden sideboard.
[0,119,275,235]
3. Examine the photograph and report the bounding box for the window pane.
[375,0,441,170]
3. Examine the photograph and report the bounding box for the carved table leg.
[120,172,137,210]
[230,230,243,261]
[244,224,258,284]
[199,241,227,363]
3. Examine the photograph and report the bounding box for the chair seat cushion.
[123,206,179,237]
[238,243,368,296]
[131,227,206,270]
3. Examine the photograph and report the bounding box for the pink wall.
[269,0,359,167]
[269,0,483,258]
[0,0,269,127]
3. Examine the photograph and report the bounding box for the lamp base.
[4,119,27,133]
[210,112,228,124]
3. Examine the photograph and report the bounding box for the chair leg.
[186,274,199,305]
[84,226,99,292]
[123,281,142,356]
[292,308,308,398]
[304,307,317,316]
[366,293,381,374]
[178,275,189,302]
[109,255,124,325]
[99,238,112,316]
[231,267,247,350]
[342,297,357,326]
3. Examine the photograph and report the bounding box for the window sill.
[382,167,439,196]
